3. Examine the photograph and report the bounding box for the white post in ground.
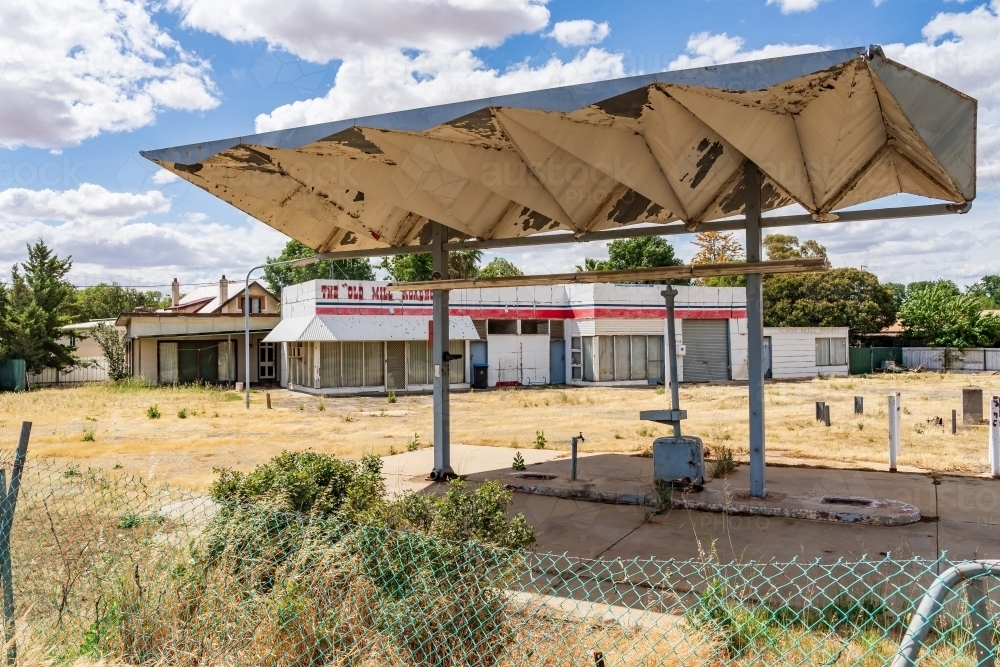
[888,392,901,472]
[989,395,1000,478]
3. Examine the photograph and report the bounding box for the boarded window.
[816,338,848,366]
[647,336,664,381]
[488,319,517,335]
[159,342,178,384]
[342,342,365,387]
[582,337,594,381]
[598,336,615,382]
[408,341,430,385]
[449,340,465,384]
[218,341,235,381]
[288,343,307,386]
[614,336,631,381]
[364,342,384,386]
[520,319,548,335]
[630,335,647,380]
[320,342,340,387]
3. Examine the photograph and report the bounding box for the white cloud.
[0,183,287,285]
[546,20,611,48]
[668,32,828,70]
[882,0,1000,190]
[256,47,625,132]
[167,0,550,63]
[151,170,180,185]
[766,0,822,13]
[0,184,169,224]
[0,0,219,149]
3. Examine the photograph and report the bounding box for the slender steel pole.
[662,281,681,438]
[244,266,256,409]
[745,162,767,498]
[431,222,454,479]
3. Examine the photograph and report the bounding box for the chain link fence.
[3,450,998,666]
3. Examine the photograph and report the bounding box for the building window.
[816,337,848,366]
[238,297,262,313]
[158,340,235,384]
[582,336,595,381]
[487,319,517,335]
[520,319,548,335]
[576,335,665,382]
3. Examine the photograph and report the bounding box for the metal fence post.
[966,577,995,667]
[990,396,1000,478]
[888,393,901,472]
[0,422,30,666]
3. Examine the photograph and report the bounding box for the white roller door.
[683,320,730,382]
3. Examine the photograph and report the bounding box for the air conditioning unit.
[289,343,304,359]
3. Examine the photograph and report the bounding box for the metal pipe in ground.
[888,393,901,472]
[570,433,584,481]
[990,396,1000,478]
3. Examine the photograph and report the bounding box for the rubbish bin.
[472,364,488,389]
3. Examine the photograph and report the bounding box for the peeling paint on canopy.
[142,46,976,253]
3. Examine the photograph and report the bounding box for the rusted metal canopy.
[142,46,976,255]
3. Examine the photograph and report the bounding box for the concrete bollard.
[816,402,826,421]
[963,386,984,425]
[824,404,831,427]
[888,393,901,472]
[990,396,1000,478]
[855,396,863,415]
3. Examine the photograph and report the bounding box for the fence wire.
[4,453,998,666]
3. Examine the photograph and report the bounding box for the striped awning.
[263,315,480,343]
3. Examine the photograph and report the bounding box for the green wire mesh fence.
[4,452,998,666]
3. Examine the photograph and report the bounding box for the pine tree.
[1,241,78,372]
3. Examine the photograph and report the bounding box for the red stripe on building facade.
[314,305,746,319]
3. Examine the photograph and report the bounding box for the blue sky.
[2,0,998,293]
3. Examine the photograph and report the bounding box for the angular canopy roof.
[142,46,976,255]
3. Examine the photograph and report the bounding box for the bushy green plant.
[712,446,736,478]
[177,408,187,419]
[511,452,526,471]
[146,405,160,419]
[82,426,95,442]
[387,388,397,404]
[406,433,420,451]
[210,451,386,520]
[533,431,546,449]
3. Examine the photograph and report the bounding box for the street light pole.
[244,255,320,409]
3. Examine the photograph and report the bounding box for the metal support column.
[662,281,681,437]
[745,162,767,498]
[431,222,455,480]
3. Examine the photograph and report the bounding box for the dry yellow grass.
[0,372,995,490]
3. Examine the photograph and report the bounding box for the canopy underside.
[143,46,976,254]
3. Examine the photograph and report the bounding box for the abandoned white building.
[117,276,281,385]
[264,280,848,395]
